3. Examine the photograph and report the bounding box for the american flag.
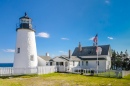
[93,34,98,45]
[93,34,98,53]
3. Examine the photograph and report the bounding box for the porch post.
[64,61,65,72]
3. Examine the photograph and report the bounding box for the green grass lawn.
[0,73,130,86]
[97,70,121,78]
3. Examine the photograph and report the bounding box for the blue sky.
[0,0,130,63]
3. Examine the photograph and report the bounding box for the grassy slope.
[0,73,130,86]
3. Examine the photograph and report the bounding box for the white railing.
[1,66,129,78]
[0,67,13,76]
[38,66,57,74]
[0,66,57,76]
[122,71,130,77]
[70,68,124,78]
[57,66,67,72]
[70,68,95,75]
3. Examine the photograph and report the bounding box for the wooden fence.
[0,66,56,76]
[1,66,130,78]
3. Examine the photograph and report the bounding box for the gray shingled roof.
[72,45,110,56]
[48,45,110,61]
[69,56,81,61]
[69,56,107,61]
[39,56,51,61]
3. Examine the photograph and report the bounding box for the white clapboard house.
[50,43,112,72]
[38,53,51,66]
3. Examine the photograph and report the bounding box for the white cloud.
[59,51,64,53]
[59,51,67,54]
[108,37,113,40]
[36,32,50,38]
[89,37,94,40]
[105,0,110,4]
[3,49,15,53]
[61,38,69,40]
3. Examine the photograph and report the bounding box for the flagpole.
[97,45,98,75]
[93,34,98,75]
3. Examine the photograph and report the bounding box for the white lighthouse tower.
[13,13,38,73]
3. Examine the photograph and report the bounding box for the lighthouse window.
[30,55,34,61]
[17,48,20,53]
[96,61,99,65]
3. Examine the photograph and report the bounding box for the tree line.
[111,50,130,70]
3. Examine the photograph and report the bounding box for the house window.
[60,62,63,66]
[46,62,48,65]
[79,61,80,66]
[86,61,88,66]
[56,62,59,66]
[30,55,34,61]
[50,62,52,66]
[73,61,75,66]
[17,48,20,53]
[82,61,83,66]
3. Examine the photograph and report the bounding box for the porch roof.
[50,55,69,62]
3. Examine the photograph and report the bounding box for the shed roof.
[39,56,51,61]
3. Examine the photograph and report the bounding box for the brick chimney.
[68,50,71,58]
[79,42,82,52]
[46,53,49,56]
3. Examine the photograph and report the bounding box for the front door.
[56,62,59,72]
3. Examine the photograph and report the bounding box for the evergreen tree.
[115,51,122,69]
[125,50,128,58]
[111,50,116,69]
[116,52,119,57]
[111,49,129,70]
[120,51,123,57]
